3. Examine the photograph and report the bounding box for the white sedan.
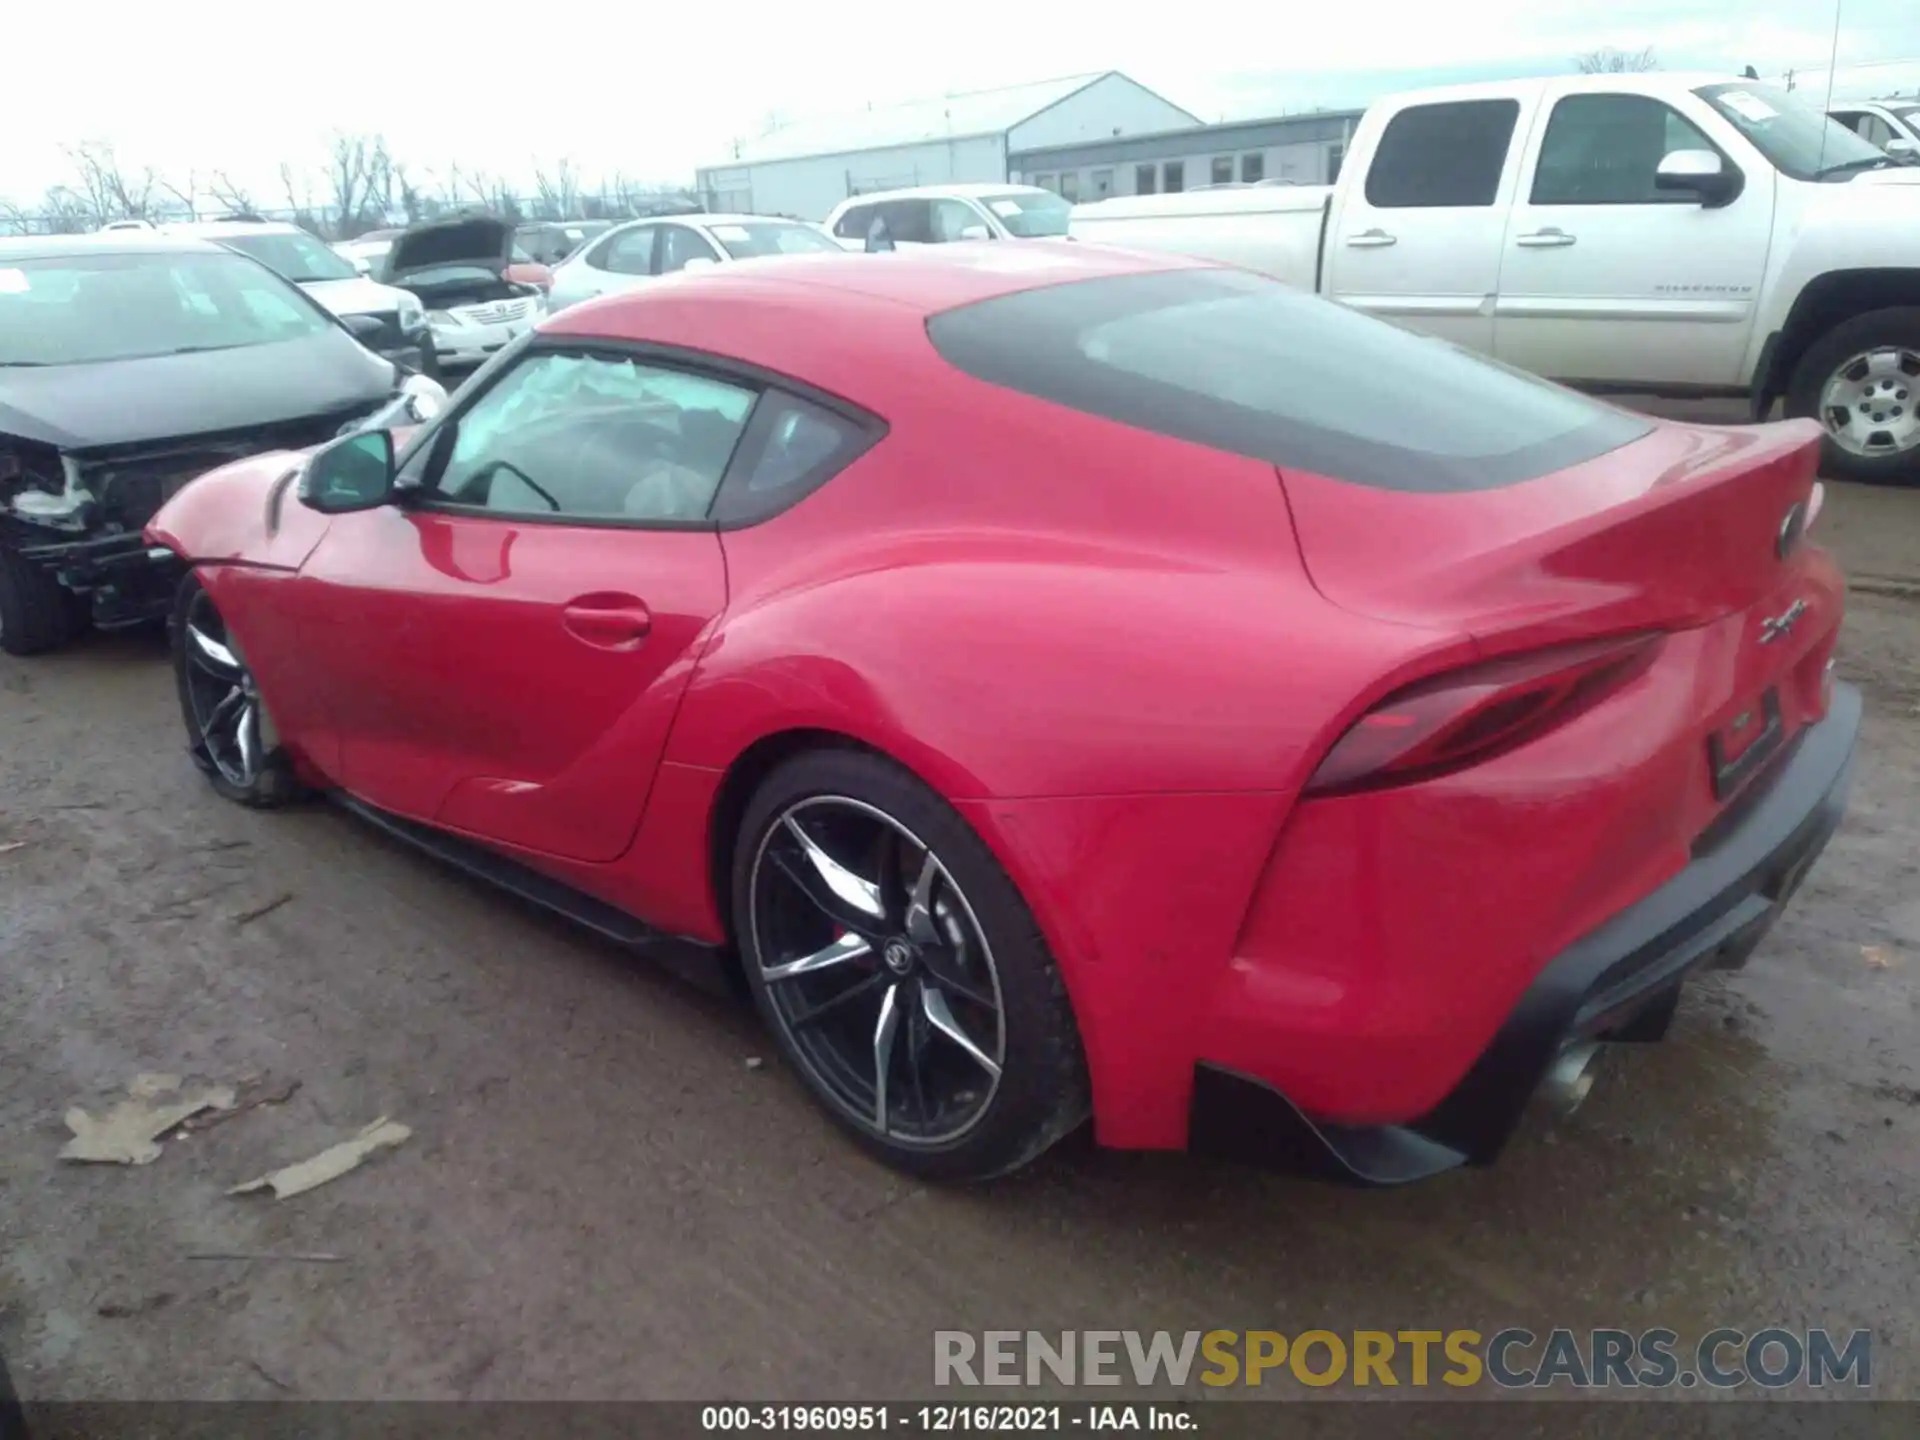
[547,213,842,312]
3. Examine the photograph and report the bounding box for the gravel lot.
[2,402,1917,1410]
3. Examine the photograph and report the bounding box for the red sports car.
[146,244,1858,1184]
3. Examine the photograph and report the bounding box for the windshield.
[1695,82,1893,180]
[979,191,1072,238]
[0,249,335,366]
[707,222,842,260]
[221,230,358,283]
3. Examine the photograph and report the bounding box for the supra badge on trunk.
[1759,598,1809,646]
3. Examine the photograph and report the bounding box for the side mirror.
[353,256,373,276]
[1886,136,1920,162]
[864,223,895,254]
[341,313,386,344]
[300,429,396,514]
[1654,149,1741,206]
[957,224,992,241]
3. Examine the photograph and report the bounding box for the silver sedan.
[546,214,844,313]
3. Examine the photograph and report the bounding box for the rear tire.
[1785,307,1920,486]
[0,545,87,657]
[170,572,304,807]
[731,747,1089,1182]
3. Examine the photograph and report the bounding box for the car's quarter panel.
[288,505,727,862]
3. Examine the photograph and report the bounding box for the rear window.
[925,269,1651,492]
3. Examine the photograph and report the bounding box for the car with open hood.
[341,216,554,369]
[0,231,446,655]
[163,219,431,372]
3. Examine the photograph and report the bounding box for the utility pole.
[1785,69,1796,91]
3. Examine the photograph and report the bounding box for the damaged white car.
[0,231,444,656]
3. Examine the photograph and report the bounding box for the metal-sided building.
[1010,110,1365,203]
[696,72,1201,221]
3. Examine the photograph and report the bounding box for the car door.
[290,343,749,863]
[1321,97,1526,353]
[1494,91,1775,387]
[551,224,658,310]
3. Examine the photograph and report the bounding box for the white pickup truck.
[1070,72,1920,484]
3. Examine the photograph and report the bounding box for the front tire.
[170,573,303,807]
[1785,307,1920,486]
[732,748,1089,1182]
[0,546,88,657]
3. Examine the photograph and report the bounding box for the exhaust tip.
[1543,1042,1602,1115]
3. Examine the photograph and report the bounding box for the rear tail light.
[1304,633,1665,797]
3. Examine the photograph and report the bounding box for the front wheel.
[1785,307,1920,486]
[732,748,1089,1182]
[171,574,303,807]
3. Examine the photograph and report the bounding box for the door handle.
[562,594,653,648]
[1516,228,1577,247]
[1346,228,1398,248]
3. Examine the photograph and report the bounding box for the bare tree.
[279,161,323,234]
[209,170,258,217]
[532,158,582,220]
[325,132,394,237]
[63,142,159,226]
[1575,45,1658,73]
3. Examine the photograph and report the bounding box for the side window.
[1364,99,1521,208]
[1530,94,1720,205]
[658,226,721,273]
[833,203,874,240]
[427,351,756,523]
[880,201,934,244]
[1831,111,1868,136]
[1860,115,1896,148]
[710,390,878,526]
[594,226,658,276]
[931,199,983,242]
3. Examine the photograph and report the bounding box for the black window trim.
[1363,97,1523,210]
[388,333,887,533]
[1526,91,1743,207]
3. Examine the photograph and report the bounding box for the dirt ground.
[2,404,1918,1409]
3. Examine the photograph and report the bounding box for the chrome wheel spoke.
[235,703,259,780]
[872,982,902,1134]
[773,816,885,934]
[763,931,871,982]
[903,850,940,944]
[921,946,997,1011]
[199,686,243,747]
[921,983,1002,1079]
[186,623,242,681]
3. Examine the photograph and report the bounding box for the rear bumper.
[1191,681,1862,1185]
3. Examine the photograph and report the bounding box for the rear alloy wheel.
[171,576,302,807]
[1787,307,1920,486]
[733,750,1088,1181]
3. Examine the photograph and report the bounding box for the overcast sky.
[8,0,1918,208]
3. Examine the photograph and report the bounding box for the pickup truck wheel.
[0,546,88,657]
[1787,308,1920,486]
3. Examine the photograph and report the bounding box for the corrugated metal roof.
[722,73,1111,166]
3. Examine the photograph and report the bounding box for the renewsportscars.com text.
[933,1328,1872,1391]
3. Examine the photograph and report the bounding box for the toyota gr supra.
[144,244,1859,1184]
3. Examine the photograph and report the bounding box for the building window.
[1034,173,1057,194]
[1163,161,1185,193]
[1327,142,1346,185]
[1091,168,1114,199]
[1136,164,1157,195]
[1241,152,1265,183]
[1059,171,1080,201]
[1211,156,1234,186]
